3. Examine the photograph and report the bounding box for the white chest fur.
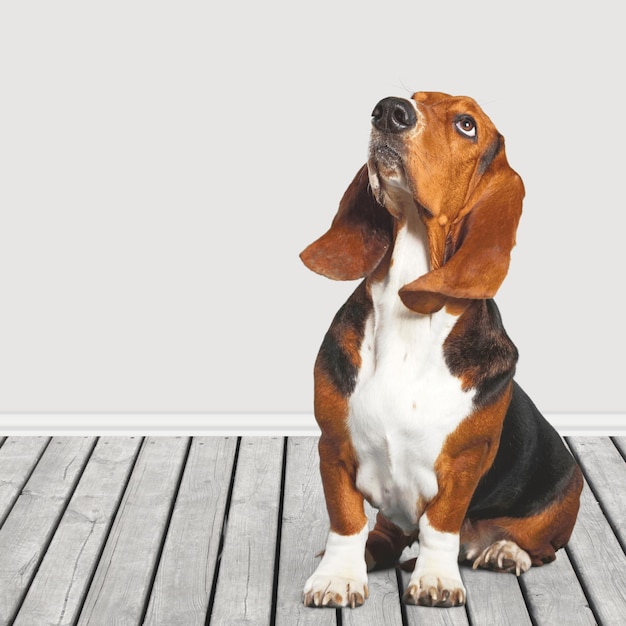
[348,215,476,533]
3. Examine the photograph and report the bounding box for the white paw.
[405,516,466,606]
[472,539,531,576]
[303,525,369,609]
[403,571,466,607]
[303,572,369,608]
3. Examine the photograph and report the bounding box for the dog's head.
[300,92,525,314]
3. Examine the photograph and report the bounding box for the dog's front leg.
[405,435,500,607]
[404,512,466,607]
[403,392,509,607]
[303,435,369,609]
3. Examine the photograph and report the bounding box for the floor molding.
[1,413,625,437]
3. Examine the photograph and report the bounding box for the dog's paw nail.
[471,540,531,575]
[403,573,466,607]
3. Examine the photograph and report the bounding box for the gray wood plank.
[612,436,626,459]
[0,436,50,527]
[566,480,626,625]
[77,437,189,626]
[13,437,142,626]
[519,548,596,625]
[209,436,285,625]
[0,436,96,626]
[143,437,238,626]
[341,567,402,626]
[462,566,531,625]
[568,437,626,549]
[274,437,336,626]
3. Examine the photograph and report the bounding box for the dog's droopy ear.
[399,152,524,314]
[300,165,392,280]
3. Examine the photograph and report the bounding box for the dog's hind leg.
[365,512,415,571]
[460,464,583,573]
[461,530,532,575]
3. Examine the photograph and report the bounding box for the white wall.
[0,1,623,414]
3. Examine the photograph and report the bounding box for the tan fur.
[313,365,368,535]
[428,385,513,534]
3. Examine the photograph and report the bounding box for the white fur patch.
[348,209,475,533]
[405,515,466,606]
[303,523,369,608]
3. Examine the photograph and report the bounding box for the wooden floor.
[0,436,624,625]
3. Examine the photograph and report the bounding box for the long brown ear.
[300,165,392,280]
[399,154,524,314]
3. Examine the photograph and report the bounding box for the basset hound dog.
[299,92,583,609]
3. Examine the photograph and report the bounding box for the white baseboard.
[1,413,625,437]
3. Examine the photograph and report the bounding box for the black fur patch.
[444,299,518,407]
[316,280,372,397]
[467,381,579,519]
[478,134,502,175]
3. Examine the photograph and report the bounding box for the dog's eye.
[455,116,477,138]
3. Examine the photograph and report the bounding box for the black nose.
[371,97,417,133]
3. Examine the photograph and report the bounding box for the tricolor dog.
[300,92,583,608]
